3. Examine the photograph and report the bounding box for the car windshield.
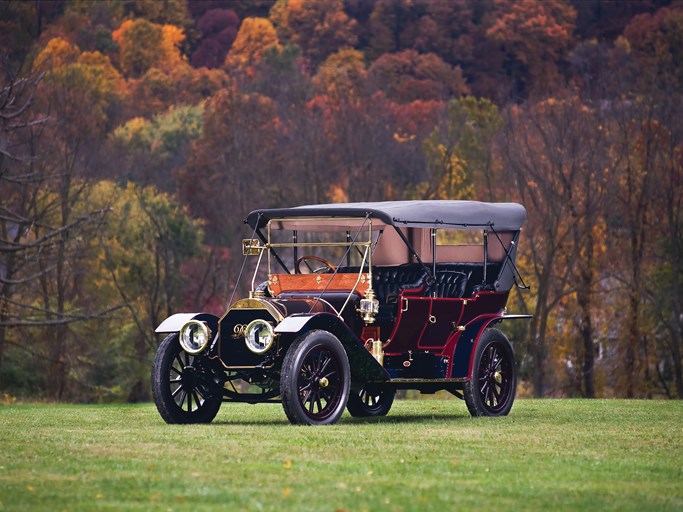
[264,217,377,274]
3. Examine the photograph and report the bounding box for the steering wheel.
[295,255,336,274]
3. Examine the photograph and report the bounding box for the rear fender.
[155,313,219,335]
[450,314,532,380]
[275,313,389,384]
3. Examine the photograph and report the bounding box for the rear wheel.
[464,328,516,417]
[347,385,395,417]
[151,333,221,424]
[280,330,350,425]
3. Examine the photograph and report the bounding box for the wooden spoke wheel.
[464,329,516,417]
[151,333,221,424]
[347,385,395,417]
[280,330,350,425]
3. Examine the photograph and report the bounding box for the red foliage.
[368,49,469,103]
[190,9,240,68]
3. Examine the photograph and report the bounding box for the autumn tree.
[313,48,367,98]
[0,0,65,73]
[251,43,312,106]
[608,94,667,398]
[225,17,281,72]
[486,0,577,97]
[21,39,124,398]
[123,0,192,28]
[180,86,279,244]
[366,0,410,60]
[623,6,683,88]
[110,103,204,191]
[368,50,469,103]
[423,96,501,201]
[112,18,187,78]
[367,0,480,68]
[86,181,204,402]
[0,74,47,374]
[648,100,683,397]
[270,0,358,65]
[0,68,117,398]
[190,8,240,69]
[572,0,668,41]
[36,3,120,60]
[500,94,612,397]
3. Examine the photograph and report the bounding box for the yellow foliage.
[225,17,281,70]
[314,48,366,97]
[33,37,80,71]
[78,51,123,86]
[421,141,474,200]
[161,24,186,65]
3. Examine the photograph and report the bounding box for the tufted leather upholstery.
[450,263,501,296]
[334,262,502,302]
[371,265,429,303]
[431,270,469,298]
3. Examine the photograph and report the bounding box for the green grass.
[0,399,681,511]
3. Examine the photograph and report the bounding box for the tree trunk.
[625,288,639,398]
[577,220,596,399]
[531,302,549,397]
[669,320,683,398]
[578,284,595,398]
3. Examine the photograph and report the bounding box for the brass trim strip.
[221,298,286,323]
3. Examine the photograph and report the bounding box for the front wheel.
[151,333,222,424]
[347,385,395,417]
[280,330,350,425]
[464,328,516,417]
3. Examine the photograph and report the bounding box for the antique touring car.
[152,200,531,425]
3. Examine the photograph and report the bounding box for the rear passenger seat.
[335,262,501,303]
[371,264,429,303]
[430,268,470,298]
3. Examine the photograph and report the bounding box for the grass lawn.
[0,398,681,511]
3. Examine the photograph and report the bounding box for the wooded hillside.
[1,0,681,401]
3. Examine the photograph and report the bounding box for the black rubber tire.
[151,333,222,424]
[280,330,350,425]
[347,385,395,417]
[464,328,516,417]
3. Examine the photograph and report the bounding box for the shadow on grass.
[345,413,468,425]
[211,412,469,427]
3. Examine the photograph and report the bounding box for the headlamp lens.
[245,320,275,354]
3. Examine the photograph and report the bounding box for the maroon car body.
[152,201,531,425]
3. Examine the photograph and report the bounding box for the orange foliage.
[225,17,281,71]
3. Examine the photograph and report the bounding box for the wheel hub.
[181,365,197,390]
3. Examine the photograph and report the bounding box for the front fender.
[276,313,389,385]
[155,313,219,334]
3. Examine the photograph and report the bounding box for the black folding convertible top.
[245,200,527,232]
